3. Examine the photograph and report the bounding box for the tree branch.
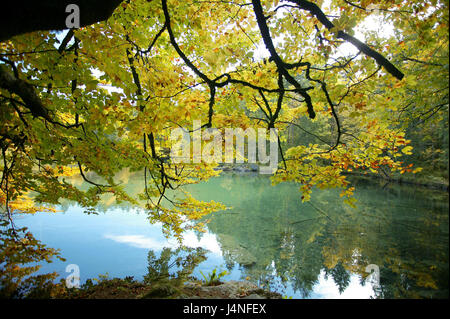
[0,65,51,121]
[0,0,124,42]
[287,0,404,80]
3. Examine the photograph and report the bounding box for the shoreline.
[215,163,449,192]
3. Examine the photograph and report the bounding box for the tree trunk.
[0,0,123,42]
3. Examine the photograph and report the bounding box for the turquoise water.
[14,173,449,298]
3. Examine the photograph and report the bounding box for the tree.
[0,0,448,295]
[0,1,123,42]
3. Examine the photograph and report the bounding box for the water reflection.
[14,173,449,299]
[187,173,449,299]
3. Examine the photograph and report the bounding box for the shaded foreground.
[59,277,282,299]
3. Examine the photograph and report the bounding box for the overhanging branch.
[287,0,404,80]
[0,65,51,121]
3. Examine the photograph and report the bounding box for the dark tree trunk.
[0,0,123,42]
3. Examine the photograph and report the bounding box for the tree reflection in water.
[187,173,449,298]
[16,171,448,299]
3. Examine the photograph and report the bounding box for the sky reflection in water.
[15,174,449,299]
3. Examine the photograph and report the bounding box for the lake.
[14,172,449,298]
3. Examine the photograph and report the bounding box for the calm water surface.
[15,173,449,298]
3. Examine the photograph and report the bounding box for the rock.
[181,280,282,299]
[184,282,200,289]
[243,293,266,299]
[142,283,179,298]
[194,281,259,298]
